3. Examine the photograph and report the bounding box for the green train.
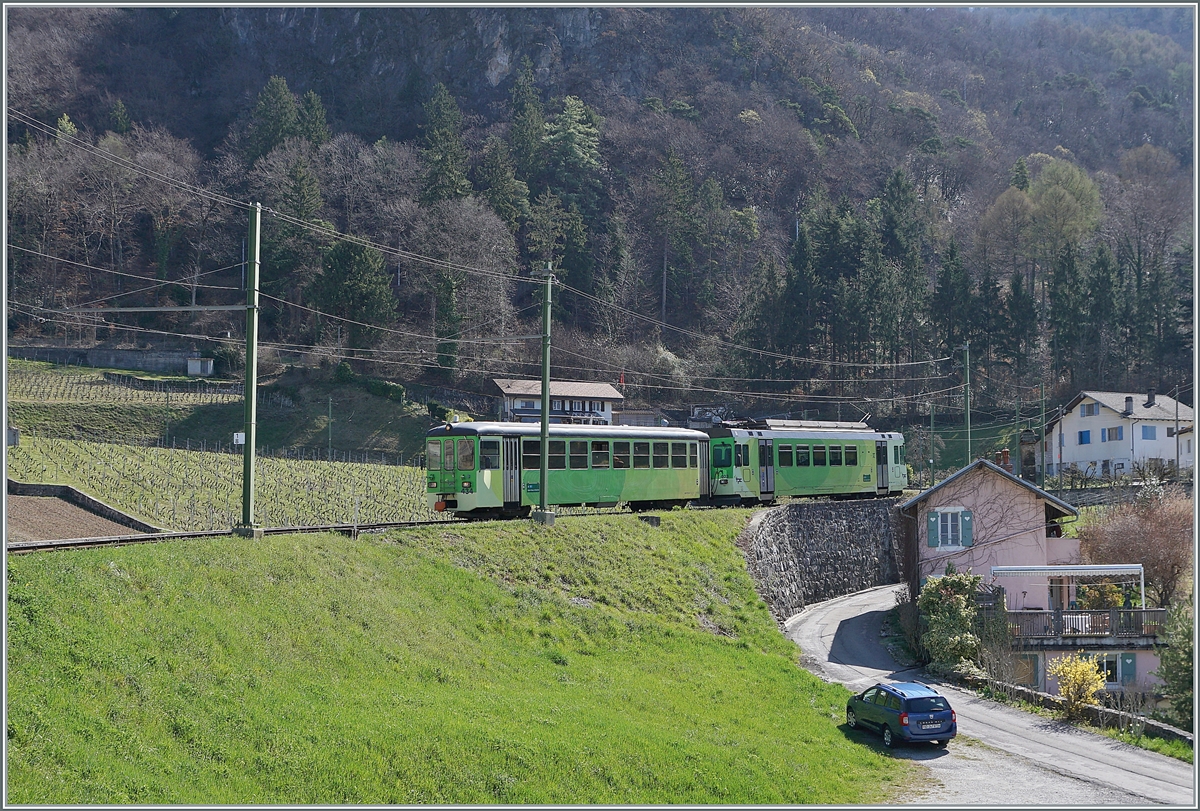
[427,418,907,519]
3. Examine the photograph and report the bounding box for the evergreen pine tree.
[310,240,393,349]
[247,76,299,164]
[297,90,331,147]
[1009,156,1030,191]
[419,83,472,204]
[508,57,545,182]
[931,240,972,354]
[1001,273,1037,377]
[543,95,603,219]
[474,135,529,231]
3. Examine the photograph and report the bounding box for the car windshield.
[907,696,949,713]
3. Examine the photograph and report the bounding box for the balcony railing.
[1005,608,1167,640]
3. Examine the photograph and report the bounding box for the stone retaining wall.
[974,679,1193,748]
[739,498,903,625]
[6,479,162,533]
[9,345,207,375]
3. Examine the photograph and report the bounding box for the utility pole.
[328,396,333,462]
[1174,384,1180,475]
[962,341,971,463]
[533,262,555,526]
[237,203,262,537]
[930,401,936,486]
[1039,383,1046,489]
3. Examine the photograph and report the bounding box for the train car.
[703,419,907,505]
[426,421,710,520]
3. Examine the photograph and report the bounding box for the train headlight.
[461,480,472,493]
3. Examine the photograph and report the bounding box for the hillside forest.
[5,6,1195,427]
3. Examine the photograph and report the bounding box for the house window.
[1167,427,1176,438]
[571,400,583,412]
[1080,402,1099,417]
[928,507,973,548]
[1101,459,1110,475]
[1078,430,1091,445]
[1102,425,1123,442]
[1142,425,1157,440]
[1094,653,1119,686]
[551,399,563,411]
[520,399,537,410]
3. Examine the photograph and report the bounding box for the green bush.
[364,377,405,402]
[333,362,357,383]
[427,400,448,422]
[917,565,983,675]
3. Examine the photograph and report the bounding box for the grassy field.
[6,511,920,804]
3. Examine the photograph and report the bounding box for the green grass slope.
[6,511,918,804]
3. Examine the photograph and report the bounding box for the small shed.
[187,357,214,377]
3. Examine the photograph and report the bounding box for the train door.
[875,440,889,495]
[758,438,775,501]
[502,437,520,505]
[698,440,711,500]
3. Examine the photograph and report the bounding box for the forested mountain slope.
[6,6,1194,422]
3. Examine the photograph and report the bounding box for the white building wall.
[1041,396,1193,477]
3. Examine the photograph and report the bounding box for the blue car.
[845,682,957,748]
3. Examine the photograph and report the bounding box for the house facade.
[898,457,1165,696]
[1042,389,1194,479]
[491,379,623,425]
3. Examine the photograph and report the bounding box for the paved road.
[785,584,1196,806]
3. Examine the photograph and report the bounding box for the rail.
[1005,608,1167,639]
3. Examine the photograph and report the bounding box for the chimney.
[994,451,1002,466]
[1001,448,1012,472]
[1125,396,1134,415]
[1146,387,1156,407]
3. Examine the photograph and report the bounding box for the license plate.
[920,722,940,729]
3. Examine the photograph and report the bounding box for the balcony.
[1004,608,1166,641]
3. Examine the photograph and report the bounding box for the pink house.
[898,457,1166,695]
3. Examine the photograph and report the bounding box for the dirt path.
[5,495,144,542]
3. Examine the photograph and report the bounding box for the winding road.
[785,584,1196,806]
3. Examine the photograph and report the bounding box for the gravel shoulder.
[786,584,1195,807]
[5,494,143,542]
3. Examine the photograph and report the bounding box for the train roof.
[707,422,903,441]
[427,421,709,440]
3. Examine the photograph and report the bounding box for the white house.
[491,379,624,425]
[1042,389,1193,479]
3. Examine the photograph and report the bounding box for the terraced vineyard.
[7,437,446,531]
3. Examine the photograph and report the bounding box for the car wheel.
[846,709,858,729]
[882,726,894,748]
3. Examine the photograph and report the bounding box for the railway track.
[5,519,465,554]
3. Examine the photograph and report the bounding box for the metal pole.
[238,203,261,536]
[963,340,971,462]
[533,262,555,525]
[930,401,935,486]
[328,396,333,462]
[1174,385,1179,475]
[1039,383,1046,489]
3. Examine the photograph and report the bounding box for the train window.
[479,440,500,470]
[522,439,539,470]
[743,443,751,466]
[829,446,842,466]
[653,442,670,469]
[613,441,631,469]
[813,446,827,466]
[426,440,442,471]
[443,439,456,471]
[592,440,610,468]
[893,444,900,465]
[549,440,567,470]
[778,445,793,467]
[569,440,588,469]
[457,439,476,470]
[633,441,651,468]
[671,442,688,468]
[797,446,810,467]
[689,442,698,468]
[712,445,732,468]
[845,445,858,466]
[734,444,742,466]
[901,444,907,463]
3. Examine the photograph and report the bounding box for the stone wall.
[739,498,903,625]
[9,345,208,375]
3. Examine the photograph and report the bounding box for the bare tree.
[1078,485,1193,608]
